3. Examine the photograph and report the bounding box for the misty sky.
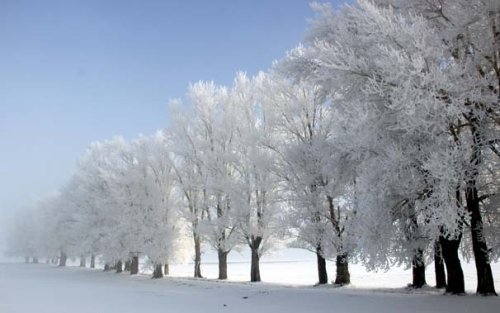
[0,0,346,250]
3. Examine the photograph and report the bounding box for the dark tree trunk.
[404,204,425,288]
[250,249,261,282]
[249,236,262,282]
[104,263,111,271]
[440,235,465,294]
[326,196,350,286]
[164,263,169,276]
[24,256,30,263]
[193,233,203,278]
[411,249,426,288]
[217,248,228,280]
[334,253,350,285]
[79,255,86,267]
[434,241,446,289]
[466,185,497,296]
[465,124,497,296]
[152,264,163,279]
[130,255,139,275]
[316,246,328,285]
[32,257,39,264]
[124,260,131,272]
[51,257,58,265]
[90,254,96,269]
[115,260,123,273]
[59,252,67,267]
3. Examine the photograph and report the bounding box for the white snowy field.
[1,252,499,313]
[167,249,500,292]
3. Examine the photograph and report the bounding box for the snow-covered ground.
[1,250,499,313]
[167,249,500,292]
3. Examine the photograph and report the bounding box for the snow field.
[1,261,499,313]
[0,262,500,313]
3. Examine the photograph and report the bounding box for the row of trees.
[6,0,499,295]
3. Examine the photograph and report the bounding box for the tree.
[129,133,184,279]
[185,81,240,280]
[280,0,498,293]
[168,102,210,279]
[226,73,283,282]
[257,73,356,285]
[372,0,499,296]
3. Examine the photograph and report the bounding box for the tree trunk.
[217,248,228,280]
[193,233,203,278]
[249,236,262,282]
[32,257,39,264]
[434,241,446,289]
[59,252,67,267]
[164,263,169,276]
[250,248,261,282]
[465,124,497,296]
[130,255,139,275]
[104,263,111,271]
[124,260,131,272]
[90,254,96,269]
[79,255,86,267]
[466,185,497,296]
[152,264,163,279]
[316,246,328,285]
[115,260,123,273]
[440,235,465,294]
[411,249,426,288]
[334,253,350,285]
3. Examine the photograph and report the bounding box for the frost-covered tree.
[78,138,135,270]
[72,135,185,277]
[32,192,79,266]
[257,73,356,285]
[180,81,240,280]
[61,173,103,269]
[282,0,454,289]
[225,73,283,282]
[169,74,286,282]
[128,132,184,278]
[370,0,500,296]
[282,0,498,294]
[168,102,210,278]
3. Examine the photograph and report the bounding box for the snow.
[1,252,499,313]
[166,248,500,292]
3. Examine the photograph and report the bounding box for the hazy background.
[0,0,346,257]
